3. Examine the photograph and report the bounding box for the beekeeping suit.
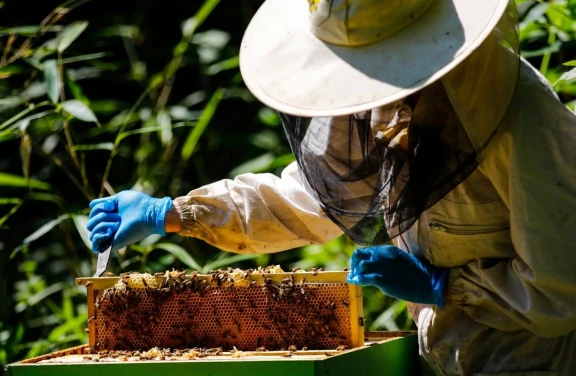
[89,0,576,373]
[173,1,576,374]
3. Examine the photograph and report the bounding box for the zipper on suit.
[427,221,509,235]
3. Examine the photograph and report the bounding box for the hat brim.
[239,0,509,117]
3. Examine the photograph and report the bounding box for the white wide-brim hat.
[239,0,509,117]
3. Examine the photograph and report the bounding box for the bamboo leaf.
[73,143,114,151]
[181,0,221,37]
[72,215,91,251]
[43,60,60,104]
[0,172,50,190]
[21,214,71,244]
[202,254,259,273]
[181,88,225,159]
[0,198,20,205]
[150,243,202,271]
[0,25,63,37]
[57,21,89,52]
[14,282,66,313]
[157,110,172,145]
[555,67,576,86]
[19,134,32,183]
[204,55,239,75]
[62,100,99,125]
[61,52,110,64]
[0,201,23,228]
[116,122,191,143]
[0,102,52,132]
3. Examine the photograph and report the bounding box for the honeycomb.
[91,268,355,352]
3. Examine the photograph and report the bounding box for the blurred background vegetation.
[1,0,576,370]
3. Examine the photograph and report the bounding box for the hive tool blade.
[93,247,111,277]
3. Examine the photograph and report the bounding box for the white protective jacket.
[174,59,576,375]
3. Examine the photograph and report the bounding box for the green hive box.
[4,332,421,376]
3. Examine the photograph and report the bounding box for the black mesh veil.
[280,1,520,246]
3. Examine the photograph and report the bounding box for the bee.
[343,267,350,271]
[359,317,365,327]
[223,329,232,338]
[106,272,114,277]
[336,345,347,351]
[281,353,293,358]
[154,272,164,278]
[86,281,93,287]
[291,267,301,272]
[87,315,96,323]
[341,299,349,307]
[233,317,241,333]
[288,345,297,352]
[84,327,90,333]
[302,347,308,351]
[215,317,222,328]
[256,346,266,352]
[243,269,253,279]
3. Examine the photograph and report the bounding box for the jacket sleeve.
[447,61,576,338]
[173,161,343,254]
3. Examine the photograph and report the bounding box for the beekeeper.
[87,0,576,374]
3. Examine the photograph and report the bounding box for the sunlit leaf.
[0,198,20,205]
[14,282,66,313]
[0,200,23,228]
[564,60,576,67]
[73,143,114,151]
[11,214,72,259]
[72,215,91,251]
[555,67,576,86]
[0,172,50,190]
[61,52,110,64]
[19,134,32,183]
[150,243,202,271]
[57,21,89,52]
[181,0,221,37]
[228,153,275,177]
[117,123,191,143]
[521,41,562,58]
[181,88,225,159]
[202,254,259,273]
[43,59,60,103]
[0,25,63,37]
[0,102,53,132]
[62,100,99,125]
[204,55,239,75]
[157,110,172,145]
[369,299,405,331]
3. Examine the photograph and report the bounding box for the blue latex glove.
[87,191,173,254]
[347,245,448,307]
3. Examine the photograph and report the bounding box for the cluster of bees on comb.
[85,265,354,361]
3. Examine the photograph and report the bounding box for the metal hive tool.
[76,268,364,352]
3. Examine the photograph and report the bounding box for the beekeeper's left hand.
[347,245,448,307]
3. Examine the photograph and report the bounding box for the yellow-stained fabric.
[309,0,435,47]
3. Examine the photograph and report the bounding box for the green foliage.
[0,0,574,370]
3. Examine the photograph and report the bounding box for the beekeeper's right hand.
[86,191,173,253]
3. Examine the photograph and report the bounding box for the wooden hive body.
[76,270,364,352]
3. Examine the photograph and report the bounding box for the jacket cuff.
[174,196,199,237]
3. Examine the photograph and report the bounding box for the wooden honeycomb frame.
[76,271,364,351]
